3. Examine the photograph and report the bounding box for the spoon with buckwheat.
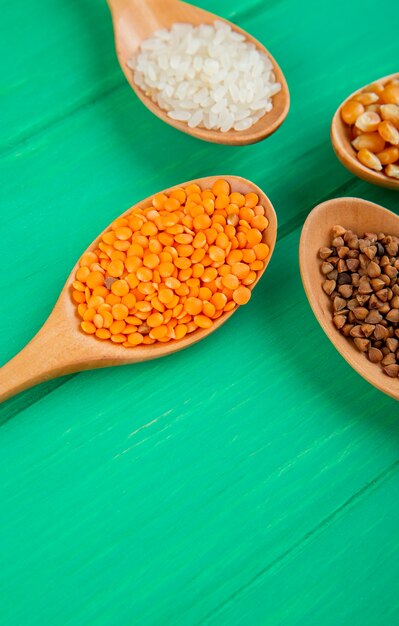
[300,196,399,400]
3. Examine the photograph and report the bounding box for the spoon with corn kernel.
[0,176,277,403]
[300,196,399,401]
[106,0,289,145]
[331,72,399,190]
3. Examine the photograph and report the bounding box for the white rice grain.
[168,110,191,122]
[188,110,203,128]
[130,21,281,133]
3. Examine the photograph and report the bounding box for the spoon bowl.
[331,72,399,190]
[107,0,289,145]
[300,196,399,400]
[0,175,277,403]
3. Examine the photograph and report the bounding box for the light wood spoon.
[0,176,277,404]
[300,196,399,401]
[331,72,399,190]
[107,0,290,145]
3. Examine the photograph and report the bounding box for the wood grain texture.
[107,0,290,144]
[0,176,277,402]
[0,0,399,625]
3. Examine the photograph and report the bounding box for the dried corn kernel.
[340,80,399,179]
[351,132,385,153]
[377,146,399,165]
[378,120,399,145]
[354,92,380,106]
[385,164,399,179]
[355,111,381,132]
[367,82,384,96]
[365,104,381,113]
[381,83,399,105]
[357,149,383,171]
[72,179,270,347]
[380,104,399,127]
[341,100,365,125]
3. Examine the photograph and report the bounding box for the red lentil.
[72,180,270,347]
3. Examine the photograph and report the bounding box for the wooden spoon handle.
[0,299,129,402]
[0,326,70,403]
[0,301,91,403]
[107,0,140,14]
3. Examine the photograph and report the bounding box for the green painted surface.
[1,0,399,624]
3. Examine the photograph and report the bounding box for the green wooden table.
[1,0,399,624]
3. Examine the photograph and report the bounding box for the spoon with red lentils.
[0,176,277,403]
[331,72,399,189]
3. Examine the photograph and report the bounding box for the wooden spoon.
[0,176,277,403]
[299,196,399,401]
[331,72,399,190]
[107,0,289,145]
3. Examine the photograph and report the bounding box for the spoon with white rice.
[107,0,290,145]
